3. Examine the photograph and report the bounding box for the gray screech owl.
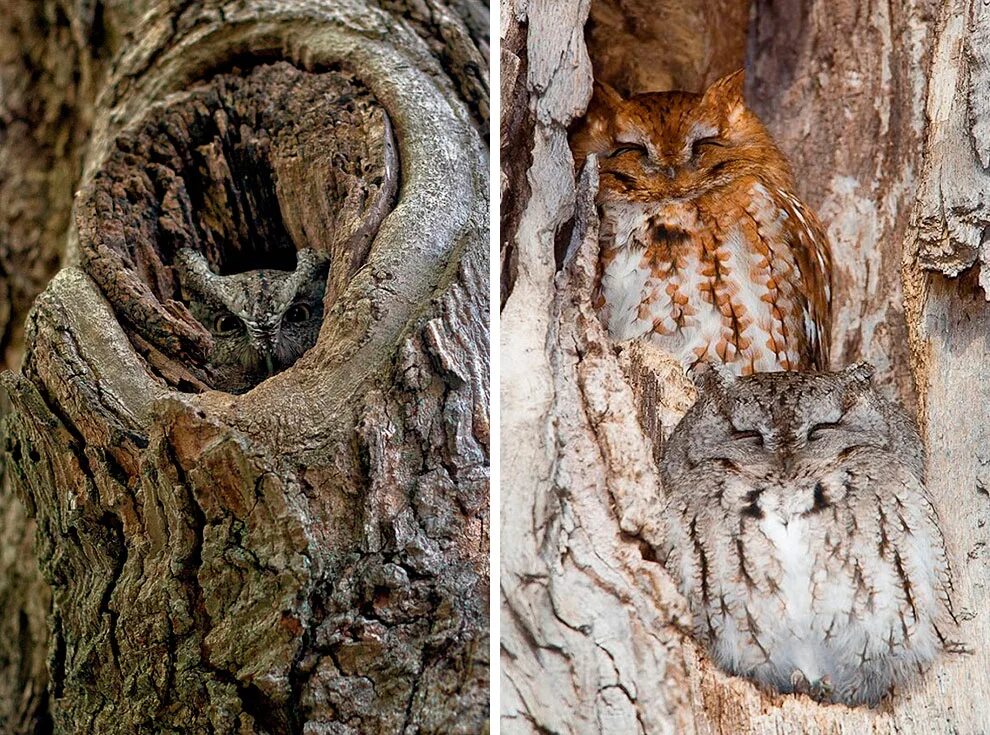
[659,364,955,706]
[174,248,330,394]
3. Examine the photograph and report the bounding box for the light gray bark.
[0,1,490,733]
[500,0,990,733]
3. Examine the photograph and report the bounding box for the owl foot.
[789,669,811,696]
[810,676,833,703]
[789,671,832,703]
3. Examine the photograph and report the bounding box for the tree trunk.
[500,0,990,732]
[0,1,490,733]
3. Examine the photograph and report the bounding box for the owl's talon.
[810,676,833,702]
[789,670,811,695]
[789,671,831,702]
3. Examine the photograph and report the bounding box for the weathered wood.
[0,0,489,733]
[500,0,990,733]
[0,458,51,734]
[78,62,397,388]
[0,5,107,729]
[748,0,937,406]
[0,0,104,370]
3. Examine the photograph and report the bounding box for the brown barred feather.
[571,70,832,374]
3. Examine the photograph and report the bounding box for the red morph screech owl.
[570,70,832,375]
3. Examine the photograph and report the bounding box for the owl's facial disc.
[716,373,895,481]
[174,247,330,393]
[585,84,790,203]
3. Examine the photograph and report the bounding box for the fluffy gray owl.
[174,248,330,394]
[659,363,955,706]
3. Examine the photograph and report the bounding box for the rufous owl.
[570,70,832,375]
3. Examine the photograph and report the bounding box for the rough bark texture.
[0,0,104,371]
[0,1,489,733]
[586,0,750,94]
[747,0,934,406]
[501,0,990,733]
[0,4,107,731]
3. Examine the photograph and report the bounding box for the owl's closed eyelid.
[608,143,648,158]
[807,419,843,440]
[730,428,763,444]
[691,135,727,152]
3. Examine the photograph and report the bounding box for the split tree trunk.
[500,0,990,732]
[0,1,490,733]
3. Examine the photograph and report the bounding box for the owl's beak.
[779,452,796,475]
[260,334,280,374]
[249,328,280,375]
[646,156,677,179]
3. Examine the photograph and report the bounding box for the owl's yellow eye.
[610,143,647,158]
[285,303,312,324]
[214,314,242,335]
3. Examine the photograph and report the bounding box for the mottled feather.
[659,365,956,705]
[572,71,832,374]
[174,248,329,393]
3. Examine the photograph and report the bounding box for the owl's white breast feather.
[759,511,824,680]
[602,245,653,342]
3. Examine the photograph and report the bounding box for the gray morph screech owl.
[174,248,330,394]
[659,364,955,706]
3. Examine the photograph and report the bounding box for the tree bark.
[0,1,489,733]
[500,0,990,733]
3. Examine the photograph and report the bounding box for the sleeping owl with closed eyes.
[174,248,330,394]
[570,70,832,375]
[659,363,957,705]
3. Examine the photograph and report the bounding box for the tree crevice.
[502,0,990,732]
[1,1,488,732]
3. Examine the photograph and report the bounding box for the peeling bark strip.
[0,0,488,733]
[910,0,990,291]
[502,0,990,733]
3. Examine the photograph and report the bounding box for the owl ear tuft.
[572,80,626,162]
[174,248,222,294]
[593,80,625,111]
[295,248,330,272]
[292,249,331,293]
[702,69,745,110]
[585,80,625,128]
[838,361,876,384]
[690,361,737,396]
